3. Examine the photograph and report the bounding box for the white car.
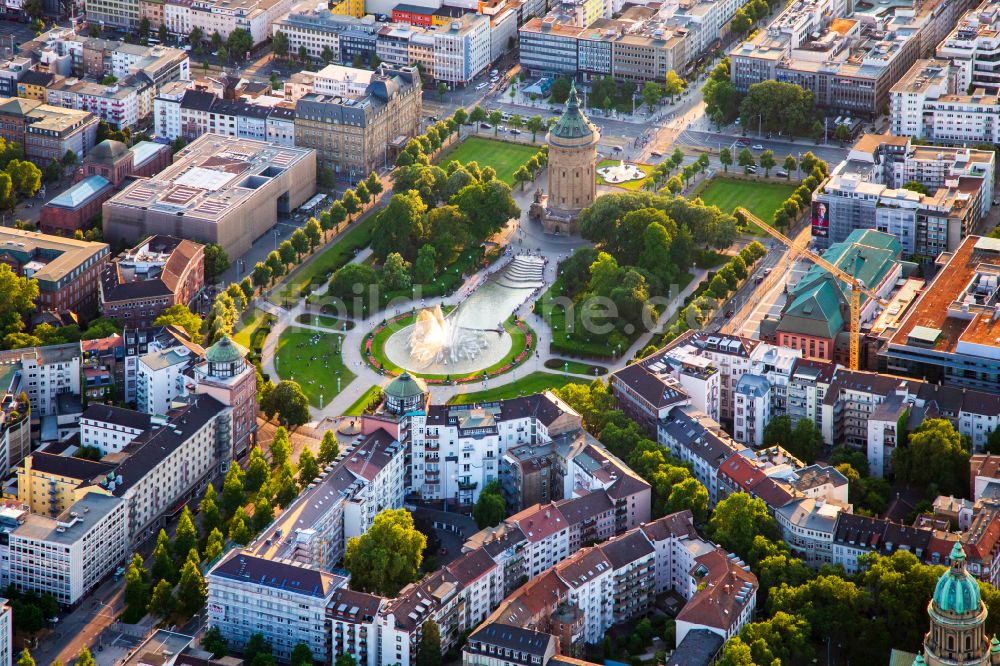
[476,82,488,90]
[752,144,764,150]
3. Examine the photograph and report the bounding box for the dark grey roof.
[467,623,554,659]
[666,629,724,666]
[479,525,527,557]
[27,451,117,480]
[555,491,613,526]
[81,404,152,430]
[599,529,654,568]
[20,70,54,86]
[660,407,741,465]
[179,89,215,112]
[211,551,338,599]
[109,395,227,495]
[424,393,570,428]
[612,361,688,409]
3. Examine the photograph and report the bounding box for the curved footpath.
[258,173,710,422]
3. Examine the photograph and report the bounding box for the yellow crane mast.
[734,207,889,370]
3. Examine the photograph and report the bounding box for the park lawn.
[448,372,586,404]
[543,358,608,377]
[596,159,652,191]
[695,177,797,234]
[435,136,538,185]
[295,313,352,330]
[232,308,272,350]
[344,385,383,416]
[274,327,356,408]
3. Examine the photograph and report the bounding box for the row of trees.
[18,646,98,666]
[730,153,829,229]
[659,241,767,344]
[2,315,121,351]
[512,146,549,191]
[710,488,1000,666]
[555,381,710,522]
[464,106,550,142]
[634,148,713,195]
[253,174,378,292]
[124,426,339,627]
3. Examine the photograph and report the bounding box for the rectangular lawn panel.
[435,136,538,185]
[695,177,797,229]
[274,326,355,408]
[448,371,586,404]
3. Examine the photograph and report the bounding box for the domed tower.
[543,81,599,234]
[384,372,428,416]
[193,334,256,459]
[921,542,1000,666]
[204,335,248,378]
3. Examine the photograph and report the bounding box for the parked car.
[751,144,764,151]
[650,150,663,157]
[724,309,734,319]
[776,170,788,177]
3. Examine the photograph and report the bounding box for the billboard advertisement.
[812,201,829,238]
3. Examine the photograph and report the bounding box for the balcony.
[458,480,478,491]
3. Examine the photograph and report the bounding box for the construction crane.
[734,207,890,371]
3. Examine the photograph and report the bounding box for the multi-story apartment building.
[16,452,114,517]
[207,553,345,663]
[0,229,108,316]
[729,0,975,117]
[0,342,81,418]
[153,83,295,145]
[813,134,994,256]
[463,511,757,663]
[249,428,406,569]
[273,11,380,65]
[100,235,204,328]
[936,1,1000,94]
[19,103,99,167]
[79,404,151,456]
[294,64,421,180]
[8,492,128,606]
[891,59,1000,145]
[92,395,232,544]
[407,392,582,504]
[45,74,151,129]
[136,346,198,415]
[0,600,9,666]
[430,15,491,84]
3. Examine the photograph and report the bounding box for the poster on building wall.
[812,201,829,238]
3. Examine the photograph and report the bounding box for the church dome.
[933,542,982,615]
[87,139,129,165]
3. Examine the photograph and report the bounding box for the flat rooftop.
[890,236,1000,357]
[0,228,108,284]
[12,493,122,545]
[106,135,313,223]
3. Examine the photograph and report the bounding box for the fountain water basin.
[382,255,545,376]
[597,160,645,184]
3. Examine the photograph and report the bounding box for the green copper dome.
[991,636,1000,653]
[385,372,427,400]
[549,81,597,141]
[913,653,925,666]
[933,543,981,615]
[205,335,245,364]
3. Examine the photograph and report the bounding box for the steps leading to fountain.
[494,255,546,289]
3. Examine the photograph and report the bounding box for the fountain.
[409,304,490,367]
[382,255,545,375]
[597,160,645,184]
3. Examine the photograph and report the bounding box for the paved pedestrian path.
[256,169,710,423]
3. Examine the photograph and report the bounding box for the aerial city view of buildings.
[0,0,997,663]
